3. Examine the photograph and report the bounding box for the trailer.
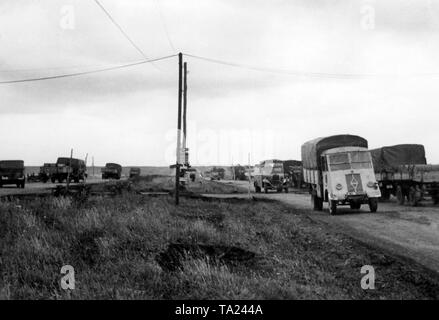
[370,144,439,206]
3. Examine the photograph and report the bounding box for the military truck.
[129,167,141,178]
[101,163,122,180]
[301,134,381,214]
[283,160,304,188]
[39,163,57,183]
[370,144,439,205]
[253,159,288,193]
[0,160,25,188]
[51,157,87,183]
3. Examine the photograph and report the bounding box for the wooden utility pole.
[183,62,188,165]
[175,52,183,205]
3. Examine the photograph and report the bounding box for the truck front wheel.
[369,198,378,213]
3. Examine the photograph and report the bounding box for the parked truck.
[283,160,305,188]
[101,163,122,180]
[39,163,57,183]
[253,159,288,193]
[129,167,141,178]
[370,144,439,205]
[51,157,87,183]
[0,160,25,188]
[301,134,381,214]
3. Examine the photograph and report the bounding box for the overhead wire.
[93,0,160,70]
[153,0,177,54]
[183,53,439,79]
[0,54,177,84]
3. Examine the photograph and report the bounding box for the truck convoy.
[101,163,122,180]
[253,159,289,193]
[370,144,439,206]
[0,160,25,188]
[301,134,381,214]
[50,157,87,183]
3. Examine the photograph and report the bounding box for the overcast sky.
[1,0,439,166]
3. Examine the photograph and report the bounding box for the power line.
[153,0,177,54]
[184,53,439,79]
[93,0,154,62]
[0,55,177,85]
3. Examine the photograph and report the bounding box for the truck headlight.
[335,183,343,190]
[367,181,378,189]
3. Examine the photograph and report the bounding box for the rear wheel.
[329,200,337,215]
[264,184,268,193]
[284,187,289,193]
[369,198,378,212]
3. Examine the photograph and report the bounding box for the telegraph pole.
[183,62,188,165]
[175,52,183,205]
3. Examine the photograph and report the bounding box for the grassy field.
[1,179,439,299]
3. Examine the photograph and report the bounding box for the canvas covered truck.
[253,159,288,193]
[301,134,381,215]
[0,160,25,188]
[370,144,439,206]
[51,157,87,183]
[101,163,122,180]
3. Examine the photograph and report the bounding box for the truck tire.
[369,198,378,212]
[255,185,261,193]
[329,200,337,215]
[284,187,289,193]
[264,184,268,193]
[51,177,56,183]
[21,181,25,189]
[396,186,405,205]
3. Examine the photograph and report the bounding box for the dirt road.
[0,178,107,197]
[204,180,439,274]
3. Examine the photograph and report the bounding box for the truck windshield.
[328,151,372,171]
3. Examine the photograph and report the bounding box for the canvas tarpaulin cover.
[301,135,368,170]
[370,144,426,172]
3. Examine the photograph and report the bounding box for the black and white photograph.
[1,0,439,310]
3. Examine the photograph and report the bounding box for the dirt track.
[204,180,439,274]
[0,178,108,197]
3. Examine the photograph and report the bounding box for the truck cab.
[101,163,122,180]
[0,160,25,188]
[321,146,381,214]
[129,167,141,178]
